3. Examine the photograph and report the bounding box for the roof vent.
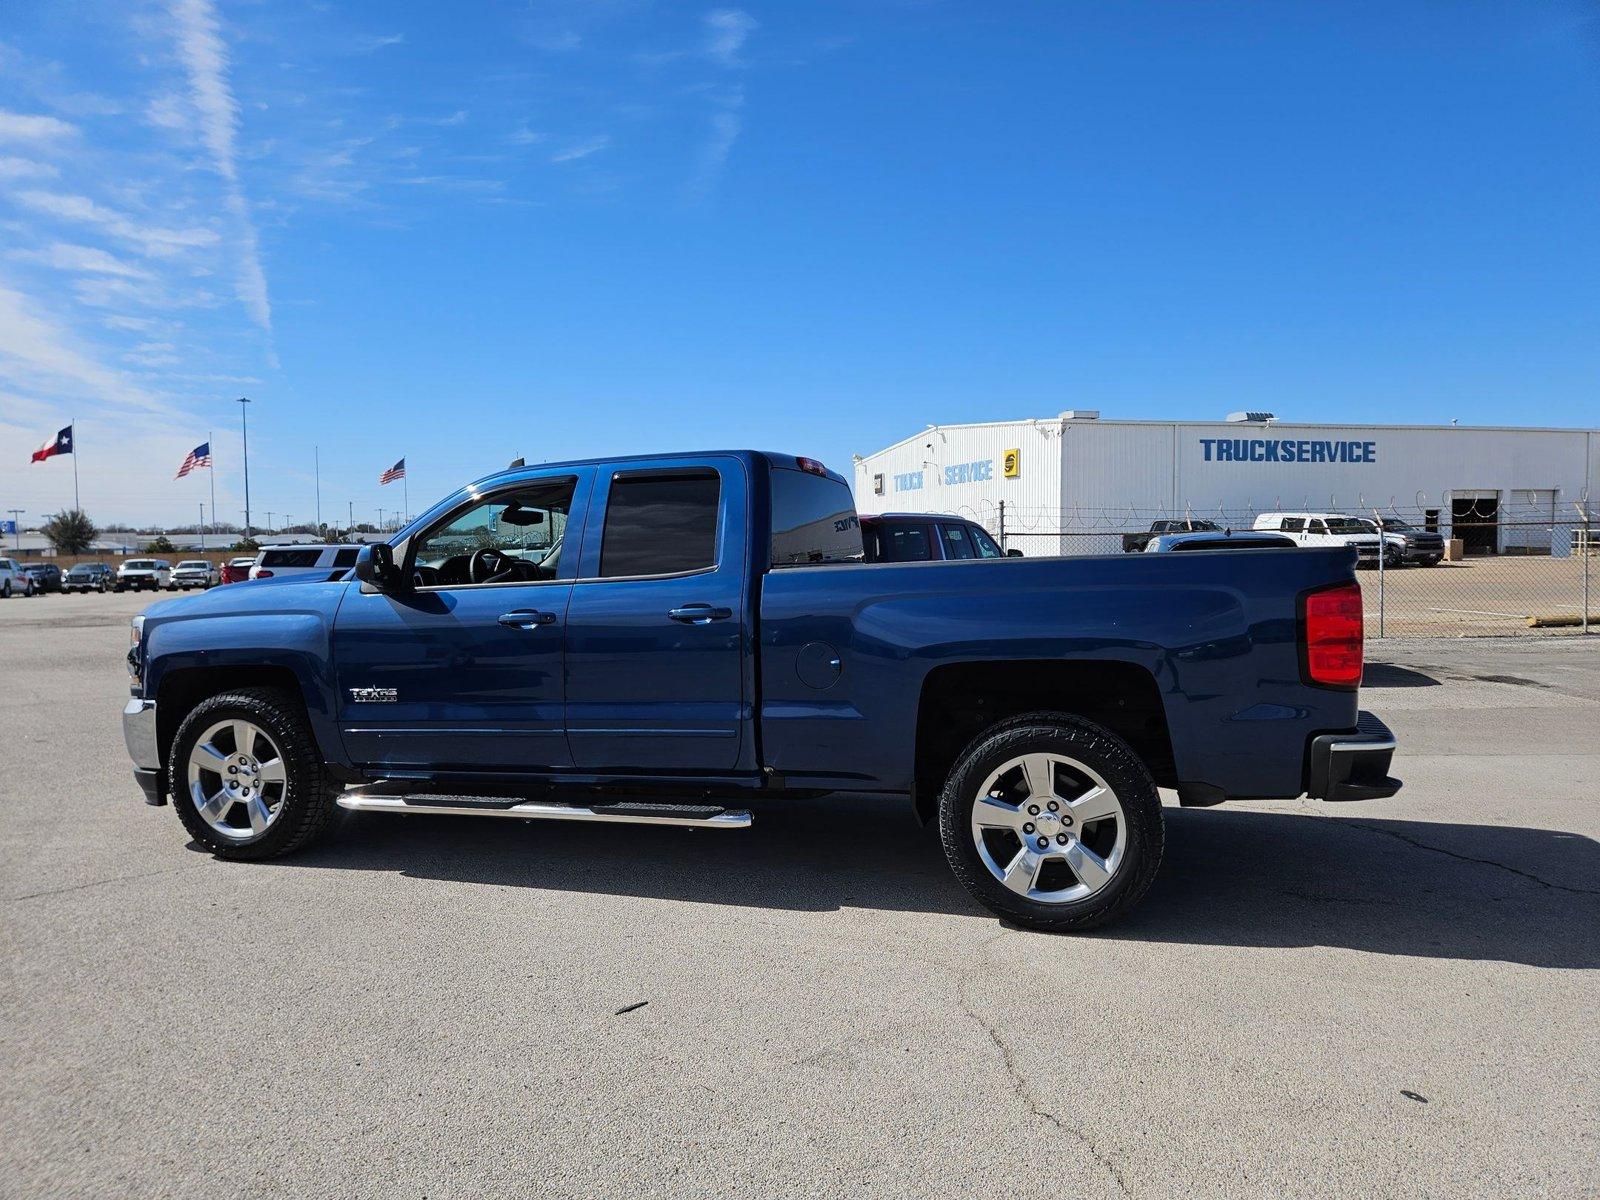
[1058,410,1100,420]
[1227,411,1276,423]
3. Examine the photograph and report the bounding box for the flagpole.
[314,445,322,532]
[71,418,80,511]
[208,430,216,553]
[402,464,409,528]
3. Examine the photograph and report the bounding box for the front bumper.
[123,698,167,806]
[1307,710,1401,801]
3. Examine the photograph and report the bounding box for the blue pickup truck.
[123,450,1398,931]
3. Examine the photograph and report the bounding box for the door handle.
[667,604,733,624]
[498,609,557,629]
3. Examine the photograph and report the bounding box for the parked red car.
[219,556,257,584]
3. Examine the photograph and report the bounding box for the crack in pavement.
[5,862,207,903]
[1340,821,1600,898]
[956,932,1135,1199]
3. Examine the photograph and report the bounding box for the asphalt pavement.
[2,591,1596,1198]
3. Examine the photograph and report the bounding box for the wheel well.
[156,666,303,768]
[913,660,1175,822]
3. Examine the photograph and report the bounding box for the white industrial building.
[854,413,1599,556]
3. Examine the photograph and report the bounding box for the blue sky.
[1,0,1597,529]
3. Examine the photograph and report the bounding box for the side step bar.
[336,791,752,829]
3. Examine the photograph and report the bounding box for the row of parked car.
[1119,511,1447,567]
[0,544,373,598]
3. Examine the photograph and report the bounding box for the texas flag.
[31,425,73,463]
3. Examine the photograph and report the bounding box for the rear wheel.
[938,713,1164,932]
[168,687,341,860]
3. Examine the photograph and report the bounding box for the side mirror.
[354,543,401,591]
[1006,548,1024,558]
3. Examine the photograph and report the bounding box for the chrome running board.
[336,791,751,829]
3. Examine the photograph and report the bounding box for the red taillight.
[1301,581,1363,688]
[796,456,828,476]
[255,569,274,578]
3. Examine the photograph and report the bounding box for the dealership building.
[853,413,1599,556]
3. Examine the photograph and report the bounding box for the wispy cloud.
[14,189,221,258]
[550,134,611,163]
[0,277,164,411]
[0,110,78,142]
[12,242,153,279]
[0,155,59,180]
[687,108,742,203]
[704,9,757,67]
[167,0,274,344]
[355,33,405,53]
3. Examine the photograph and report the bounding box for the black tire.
[167,687,341,860]
[1,580,9,598]
[938,712,1165,932]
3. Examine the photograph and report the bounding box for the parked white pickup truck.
[0,556,37,598]
[1252,512,1397,568]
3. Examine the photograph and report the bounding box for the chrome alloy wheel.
[970,752,1128,904]
[186,718,288,841]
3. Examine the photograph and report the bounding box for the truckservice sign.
[1199,437,1378,464]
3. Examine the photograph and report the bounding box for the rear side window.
[940,524,976,559]
[1281,518,1305,533]
[600,471,720,578]
[770,469,862,566]
[875,524,933,562]
[971,526,1003,558]
[332,549,360,569]
[260,549,323,568]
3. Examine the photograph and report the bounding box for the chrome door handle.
[668,604,733,624]
[498,609,557,629]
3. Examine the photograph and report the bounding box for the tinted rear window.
[770,469,862,566]
[332,548,360,569]
[600,471,720,578]
[871,523,933,562]
[260,549,323,568]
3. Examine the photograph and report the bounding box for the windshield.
[125,560,157,569]
[178,561,209,569]
[1324,519,1369,535]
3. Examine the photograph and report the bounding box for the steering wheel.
[469,546,512,583]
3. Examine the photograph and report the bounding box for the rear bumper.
[1307,711,1401,801]
[123,698,167,805]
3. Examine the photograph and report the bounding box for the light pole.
[265,510,274,533]
[237,397,253,539]
[6,509,22,552]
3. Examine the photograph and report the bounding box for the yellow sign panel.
[1002,448,1021,478]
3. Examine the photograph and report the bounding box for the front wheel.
[168,687,341,860]
[938,713,1165,932]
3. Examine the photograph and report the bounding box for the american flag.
[380,457,406,485]
[175,441,212,479]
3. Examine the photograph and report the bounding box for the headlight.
[128,616,145,686]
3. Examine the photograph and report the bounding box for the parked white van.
[249,544,364,582]
[1251,512,1394,568]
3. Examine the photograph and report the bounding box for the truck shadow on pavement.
[278,798,1599,969]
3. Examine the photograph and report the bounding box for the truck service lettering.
[1199,438,1376,464]
[943,459,994,485]
[892,471,924,492]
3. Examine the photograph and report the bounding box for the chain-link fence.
[969,493,1596,638]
